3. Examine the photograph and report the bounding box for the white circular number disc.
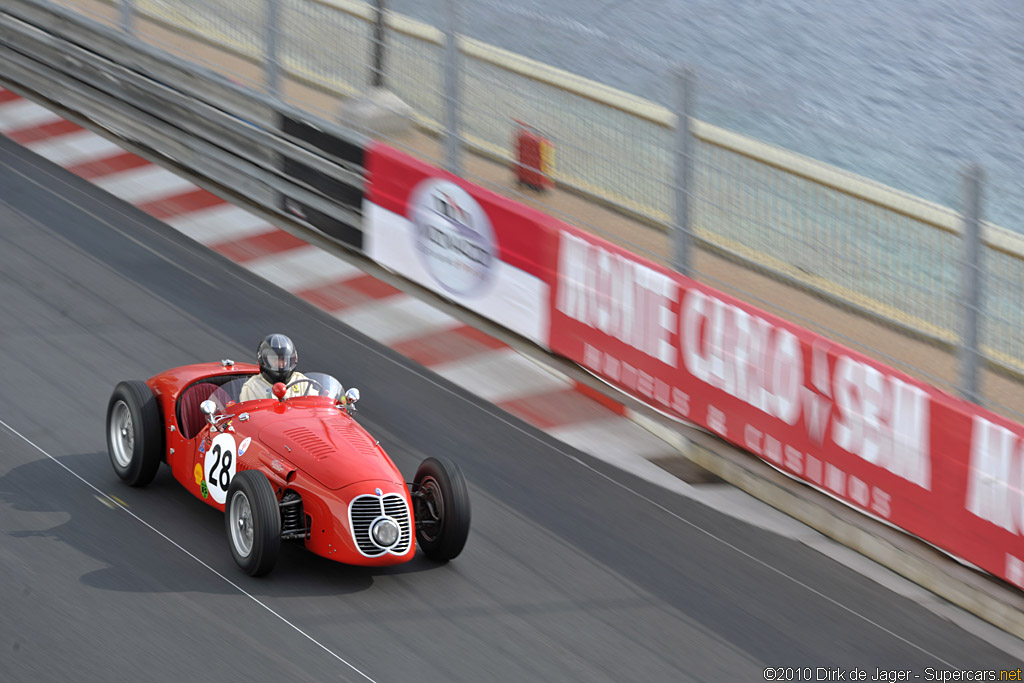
[204,432,238,504]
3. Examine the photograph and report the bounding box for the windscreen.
[216,372,345,405]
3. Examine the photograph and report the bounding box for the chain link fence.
[50,0,1024,420]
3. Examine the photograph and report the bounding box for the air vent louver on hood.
[329,422,377,458]
[281,427,333,459]
[259,417,398,490]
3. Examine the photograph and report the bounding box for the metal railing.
[1,0,369,249]
[37,0,1024,415]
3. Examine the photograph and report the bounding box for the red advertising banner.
[362,141,1024,589]
[547,225,1024,589]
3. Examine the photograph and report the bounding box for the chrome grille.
[348,493,412,557]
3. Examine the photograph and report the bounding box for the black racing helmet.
[257,333,298,385]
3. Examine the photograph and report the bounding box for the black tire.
[106,380,164,487]
[225,470,281,577]
[413,456,471,562]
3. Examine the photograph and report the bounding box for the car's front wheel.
[226,470,281,577]
[413,456,471,562]
[106,381,163,487]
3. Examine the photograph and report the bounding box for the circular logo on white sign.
[409,179,497,296]
[204,432,238,504]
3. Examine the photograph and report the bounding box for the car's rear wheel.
[413,456,471,562]
[106,381,163,487]
[226,470,281,577]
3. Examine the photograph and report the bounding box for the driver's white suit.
[239,371,310,402]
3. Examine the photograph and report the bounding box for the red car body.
[143,362,417,567]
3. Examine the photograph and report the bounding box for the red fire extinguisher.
[513,120,555,192]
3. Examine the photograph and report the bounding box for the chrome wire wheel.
[109,400,134,469]
[229,490,254,558]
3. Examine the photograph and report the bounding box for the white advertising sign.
[364,185,548,345]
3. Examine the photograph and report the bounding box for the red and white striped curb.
[0,88,684,483]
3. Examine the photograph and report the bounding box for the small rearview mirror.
[345,388,360,404]
[200,400,217,416]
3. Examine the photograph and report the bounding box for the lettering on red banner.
[681,289,802,425]
[706,404,726,436]
[966,415,1024,533]
[741,423,892,518]
[832,355,931,490]
[679,290,929,491]
[803,340,834,446]
[557,232,678,367]
[581,342,691,416]
[554,229,931,523]
[1007,553,1024,588]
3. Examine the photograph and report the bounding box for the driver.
[239,333,311,401]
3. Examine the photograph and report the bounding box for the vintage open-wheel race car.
[105,360,470,576]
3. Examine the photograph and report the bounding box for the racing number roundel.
[203,433,238,504]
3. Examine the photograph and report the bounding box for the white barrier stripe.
[92,164,199,205]
[25,129,125,166]
[430,348,568,403]
[0,98,64,132]
[547,419,677,461]
[165,203,277,244]
[334,295,462,345]
[244,245,364,292]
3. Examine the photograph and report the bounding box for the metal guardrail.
[0,0,368,252]
[61,0,1024,386]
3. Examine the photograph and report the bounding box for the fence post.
[957,163,985,405]
[265,0,281,97]
[371,0,387,88]
[120,0,134,35]
[442,0,462,176]
[673,65,697,276]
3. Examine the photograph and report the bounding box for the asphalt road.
[0,133,1018,682]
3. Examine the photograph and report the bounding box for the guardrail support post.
[371,0,387,88]
[957,163,985,405]
[673,65,697,276]
[120,0,134,35]
[265,0,281,97]
[442,0,462,176]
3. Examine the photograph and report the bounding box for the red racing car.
[104,360,471,576]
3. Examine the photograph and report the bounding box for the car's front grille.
[348,493,412,557]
